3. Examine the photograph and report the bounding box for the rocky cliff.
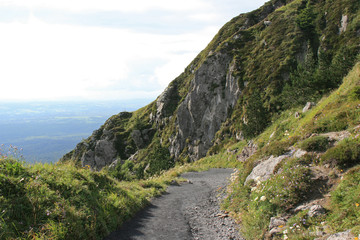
[61,0,359,175]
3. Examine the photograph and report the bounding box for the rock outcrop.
[169,53,241,161]
[80,131,117,170]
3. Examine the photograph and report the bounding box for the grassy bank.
[0,158,172,240]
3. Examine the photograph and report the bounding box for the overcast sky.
[0,0,267,102]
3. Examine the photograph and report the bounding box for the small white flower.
[260,196,267,201]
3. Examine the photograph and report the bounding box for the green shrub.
[147,143,173,176]
[107,159,137,181]
[299,135,332,152]
[241,91,270,138]
[0,157,25,176]
[321,138,360,169]
[296,2,316,35]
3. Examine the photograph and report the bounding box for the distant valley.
[0,100,151,163]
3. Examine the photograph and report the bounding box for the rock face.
[155,84,179,125]
[131,128,156,149]
[169,53,241,161]
[81,134,117,170]
[339,15,348,33]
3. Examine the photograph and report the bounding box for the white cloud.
[0,15,218,101]
[0,0,211,13]
[0,0,269,101]
[188,13,220,22]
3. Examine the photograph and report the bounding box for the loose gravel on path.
[104,168,244,240]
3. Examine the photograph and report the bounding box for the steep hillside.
[220,62,360,239]
[62,0,359,180]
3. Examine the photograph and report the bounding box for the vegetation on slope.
[0,154,173,239]
[222,62,360,239]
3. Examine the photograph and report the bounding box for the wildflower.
[260,196,267,201]
[355,203,359,207]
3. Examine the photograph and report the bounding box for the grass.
[327,166,360,235]
[0,158,169,240]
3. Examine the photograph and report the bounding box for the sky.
[0,0,268,102]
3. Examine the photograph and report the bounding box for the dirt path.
[104,168,244,240]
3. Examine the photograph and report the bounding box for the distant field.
[0,100,151,163]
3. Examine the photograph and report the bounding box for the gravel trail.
[104,168,244,240]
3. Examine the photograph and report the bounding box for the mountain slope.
[62,0,359,180]
[221,62,360,239]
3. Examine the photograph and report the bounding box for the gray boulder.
[302,102,316,113]
[81,139,117,170]
[264,20,272,26]
[326,230,355,240]
[308,205,326,217]
[245,154,289,184]
[269,217,287,230]
[237,141,257,162]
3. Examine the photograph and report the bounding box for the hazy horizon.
[0,100,152,163]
